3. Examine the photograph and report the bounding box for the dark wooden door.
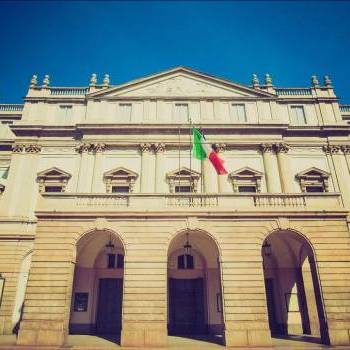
[169,278,205,335]
[264,278,279,335]
[96,278,123,334]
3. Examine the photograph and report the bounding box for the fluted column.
[324,145,350,208]
[216,144,230,193]
[76,143,93,192]
[140,143,155,193]
[154,143,165,193]
[91,143,106,193]
[275,143,294,193]
[260,144,282,193]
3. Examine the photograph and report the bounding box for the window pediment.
[229,167,263,193]
[167,167,201,193]
[103,167,138,193]
[37,167,71,193]
[295,167,330,193]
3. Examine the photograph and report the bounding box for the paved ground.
[0,334,350,349]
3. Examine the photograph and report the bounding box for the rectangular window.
[107,254,116,269]
[112,186,130,193]
[119,103,132,121]
[44,186,62,193]
[175,185,192,193]
[290,106,306,124]
[238,185,257,193]
[59,105,72,119]
[231,104,247,122]
[305,186,324,193]
[174,103,189,122]
[117,254,124,269]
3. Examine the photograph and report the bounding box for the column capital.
[259,143,274,153]
[323,144,341,154]
[76,143,92,153]
[213,143,226,153]
[341,145,350,154]
[12,143,25,153]
[24,144,42,153]
[93,143,107,153]
[139,143,152,153]
[154,143,165,153]
[275,143,290,154]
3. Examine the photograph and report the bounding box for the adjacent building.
[0,67,350,348]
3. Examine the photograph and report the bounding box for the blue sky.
[1,1,350,103]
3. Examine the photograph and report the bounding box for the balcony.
[36,192,345,217]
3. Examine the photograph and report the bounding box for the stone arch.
[261,228,329,345]
[69,228,126,341]
[167,227,225,345]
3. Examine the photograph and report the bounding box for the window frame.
[230,103,247,123]
[290,105,307,125]
[119,103,132,122]
[174,102,189,122]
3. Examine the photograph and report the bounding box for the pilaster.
[76,143,94,192]
[91,143,106,193]
[140,143,155,193]
[154,143,166,193]
[216,144,230,193]
[275,143,294,193]
[259,144,282,193]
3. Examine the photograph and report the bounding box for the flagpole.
[189,117,192,192]
[178,125,181,191]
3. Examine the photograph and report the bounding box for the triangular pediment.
[229,166,263,178]
[37,167,71,180]
[167,166,201,179]
[296,167,330,178]
[104,167,138,179]
[88,67,275,99]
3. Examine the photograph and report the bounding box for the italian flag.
[192,128,228,175]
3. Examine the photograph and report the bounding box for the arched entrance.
[262,230,329,345]
[69,230,124,342]
[167,230,224,345]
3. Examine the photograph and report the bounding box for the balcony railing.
[276,88,312,96]
[36,192,343,214]
[0,104,24,111]
[340,105,350,113]
[50,87,89,95]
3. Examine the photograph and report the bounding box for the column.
[275,143,294,193]
[76,143,93,192]
[216,144,230,193]
[154,143,165,193]
[140,143,155,193]
[91,143,106,193]
[260,144,282,193]
[302,258,321,337]
[324,145,350,208]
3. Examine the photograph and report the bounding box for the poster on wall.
[74,292,88,312]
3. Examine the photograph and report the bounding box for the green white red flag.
[192,128,228,175]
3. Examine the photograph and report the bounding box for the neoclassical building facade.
[0,67,350,348]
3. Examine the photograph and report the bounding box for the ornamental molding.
[259,143,274,153]
[25,144,42,153]
[93,143,107,153]
[139,143,153,153]
[341,145,350,155]
[76,143,92,153]
[323,145,341,154]
[12,144,25,153]
[154,143,166,153]
[274,143,290,154]
[213,143,226,153]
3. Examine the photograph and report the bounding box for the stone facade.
[0,67,350,347]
